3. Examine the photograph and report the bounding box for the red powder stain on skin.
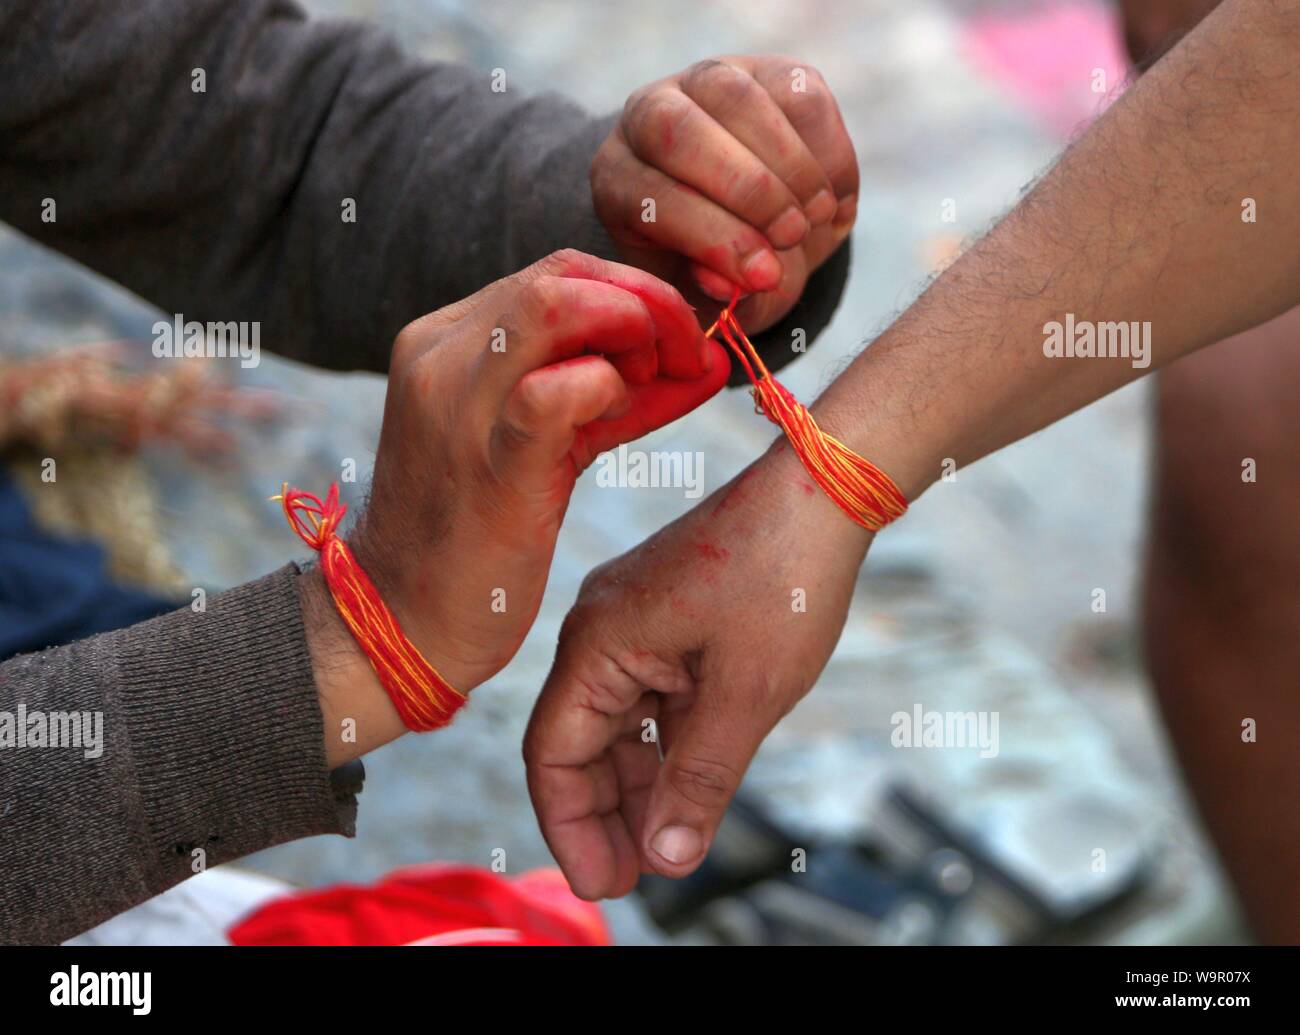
[693,540,730,561]
[797,479,816,496]
[661,122,675,152]
[714,464,758,514]
[546,307,652,364]
[415,570,433,603]
[668,593,705,621]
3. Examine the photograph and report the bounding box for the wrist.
[747,440,875,564]
[807,333,948,505]
[299,565,407,767]
[345,524,485,696]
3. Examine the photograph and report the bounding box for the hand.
[523,444,872,898]
[592,55,858,335]
[351,249,731,697]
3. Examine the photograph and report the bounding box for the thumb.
[642,689,766,877]
[494,354,628,490]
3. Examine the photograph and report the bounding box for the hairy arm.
[814,0,1300,503]
[524,0,1300,897]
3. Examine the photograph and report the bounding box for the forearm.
[811,0,1300,501]
[0,0,612,373]
[300,562,457,768]
[300,567,385,768]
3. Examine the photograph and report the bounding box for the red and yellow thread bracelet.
[706,289,908,532]
[272,482,466,732]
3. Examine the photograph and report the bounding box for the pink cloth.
[963,2,1131,139]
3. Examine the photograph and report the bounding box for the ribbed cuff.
[109,563,362,886]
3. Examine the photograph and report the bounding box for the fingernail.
[765,205,810,250]
[805,189,837,226]
[833,193,858,229]
[651,825,703,865]
[692,264,738,302]
[741,249,782,292]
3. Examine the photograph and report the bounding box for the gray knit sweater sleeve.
[0,0,848,376]
[0,0,618,373]
[0,564,356,945]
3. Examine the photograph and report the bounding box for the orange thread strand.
[272,483,465,732]
[705,290,908,532]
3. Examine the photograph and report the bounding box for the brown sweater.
[0,0,849,944]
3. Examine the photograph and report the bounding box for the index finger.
[523,640,647,900]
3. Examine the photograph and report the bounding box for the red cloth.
[227,865,610,946]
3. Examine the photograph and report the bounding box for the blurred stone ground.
[1,0,1242,942]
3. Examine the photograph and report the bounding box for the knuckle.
[521,734,560,779]
[520,732,538,768]
[620,84,650,122]
[762,676,804,721]
[575,557,619,601]
[507,270,572,332]
[508,377,547,430]
[557,605,590,646]
[623,89,691,150]
[521,717,550,768]
[802,63,828,89]
[763,57,827,103]
[389,320,428,370]
[786,80,831,125]
[682,59,752,111]
[533,248,588,278]
[520,271,567,309]
[779,57,826,87]
[681,58,725,88]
